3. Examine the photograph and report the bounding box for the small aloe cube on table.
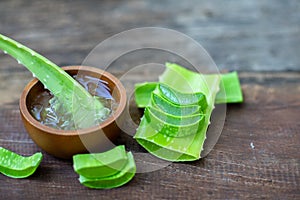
[73,145,136,189]
[73,145,128,179]
[0,147,42,178]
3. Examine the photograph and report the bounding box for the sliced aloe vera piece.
[135,82,157,107]
[135,83,201,115]
[0,34,109,129]
[79,152,136,189]
[134,63,220,161]
[135,118,206,161]
[73,146,128,179]
[134,71,243,107]
[216,71,243,103]
[0,147,42,178]
[145,106,201,125]
[151,92,200,116]
[144,107,204,137]
[158,84,207,110]
[159,63,219,101]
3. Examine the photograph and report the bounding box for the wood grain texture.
[0,0,299,199]
[0,0,299,71]
[0,71,299,199]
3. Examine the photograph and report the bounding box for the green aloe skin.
[0,34,111,179]
[0,147,42,178]
[135,67,243,107]
[134,63,243,162]
[144,102,205,138]
[73,145,136,189]
[151,92,200,116]
[73,145,128,179]
[0,34,109,130]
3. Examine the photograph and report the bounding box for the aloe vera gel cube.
[73,145,136,189]
[0,147,42,178]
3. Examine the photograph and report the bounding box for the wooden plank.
[0,0,299,71]
[0,72,299,199]
[0,0,299,198]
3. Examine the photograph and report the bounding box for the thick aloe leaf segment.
[144,107,204,137]
[134,63,220,161]
[215,71,243,103]
[73,145,128,179]
[158,84,207,110]
[134,71,243,107]
[159,63,220,103]
[0,34,108,129]
[135,82,157,107]
[135,118,207,161]
[0,147,42,178]
[73,146,136,189]
[151,93,200,116]
[78,152,136,189]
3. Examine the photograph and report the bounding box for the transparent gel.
[30,74,118,130]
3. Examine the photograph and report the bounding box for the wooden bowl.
[19,66,126,159]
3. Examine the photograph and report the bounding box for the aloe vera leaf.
[144,107,204,137]
[159,63,215,101]
[215,71,243,103]
[0,147,42,178]
[0,34,108,129]
[145,106,203,126]
[134,71,243,107]
[134,63,220,161]
[73,146,128,179]
[135,83,202,115]
[79,152,136,189]
[151,92,200,116]
[135,118,206,161]
[158,84,207,111]
[135,82,157,107]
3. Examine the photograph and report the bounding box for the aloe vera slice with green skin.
[135,82,157,108]
[134,63,220,161]
[144,107,204,137]
[134,71,243,107]
[73,145,128,179]
[159,63,220,102]
[158,84,207,110]
[151,93,200,116]
[0,147,42,178]
[215,71,243,103]
[0,34,109,129]
[79,152,136,189]
[135,83,207,111]
[135,118,207,161]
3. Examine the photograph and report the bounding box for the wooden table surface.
[0,0,299,199]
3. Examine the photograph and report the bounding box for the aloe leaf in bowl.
[0,34,109,129]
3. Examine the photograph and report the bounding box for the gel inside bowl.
[19,66,126,159]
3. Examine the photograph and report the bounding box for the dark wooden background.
[0,0,299,199]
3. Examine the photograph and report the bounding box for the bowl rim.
[19,65,127,136]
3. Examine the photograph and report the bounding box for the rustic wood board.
[0,71,299,199]
[0,0,299,71]
[0,0,299,199]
